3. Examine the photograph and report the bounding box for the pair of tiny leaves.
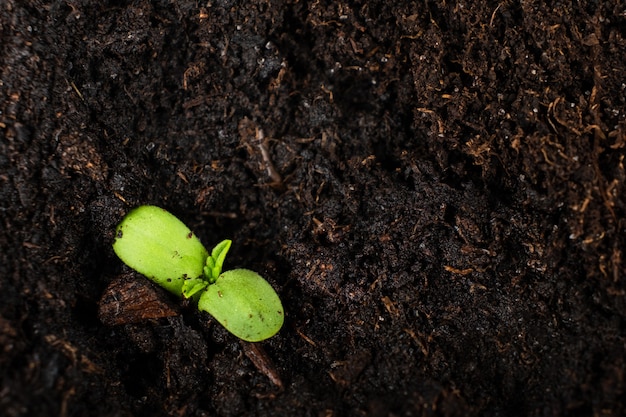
[112,205,284,342]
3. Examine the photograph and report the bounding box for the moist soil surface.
[1,1,625,416]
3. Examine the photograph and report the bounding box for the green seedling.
[112,205,284,342]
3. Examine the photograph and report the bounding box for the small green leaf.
[198,269,284,342]
[203,239,232,283]
[113,205,209,297]
[182,280,208,299]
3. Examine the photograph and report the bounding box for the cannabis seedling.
[112,205,284,342]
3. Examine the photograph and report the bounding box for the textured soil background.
[1,1,625,416]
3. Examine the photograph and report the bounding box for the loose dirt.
[1,1,625,416]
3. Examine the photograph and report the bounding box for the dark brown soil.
[2,1,625,416]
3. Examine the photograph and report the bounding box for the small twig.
[255,128,283,185]
[242,342,283,389]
